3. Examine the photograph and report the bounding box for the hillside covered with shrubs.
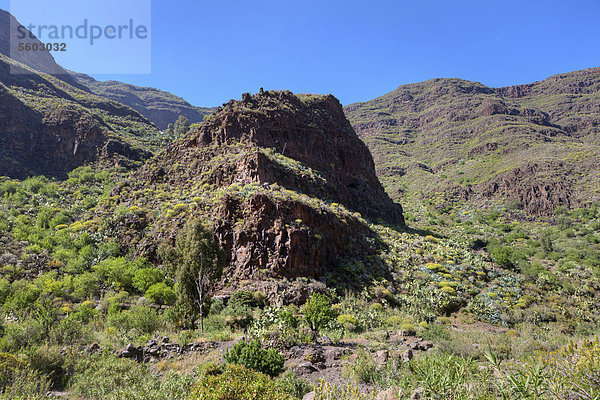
[1,140,600,398]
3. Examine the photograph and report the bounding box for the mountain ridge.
[344,67,600,216]
[72,72,216,130]
[108,90,404,297]
[0,52,159,179]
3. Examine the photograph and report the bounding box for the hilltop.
[109,90,404,297]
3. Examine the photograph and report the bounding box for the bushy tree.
[302,293,338,335]
[174,115,190,138]
[191,364,292,400]
[132,267,165,293]
[145,282,176,307]
[162,220,225,331]
[164,123,174,136]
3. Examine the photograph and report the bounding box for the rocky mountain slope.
[108,90,404,299]
[345,68,600,216]
[0,9,86,90]
[0,54,156,179]
[0,6,214,156]
[73,73,216,129]
[0,11,169,179]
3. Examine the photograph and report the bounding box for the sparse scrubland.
[0,164,599,399]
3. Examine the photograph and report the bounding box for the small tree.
[171,220,224,331]
[173,115,190,138]
[164,123,174,136]
[145,282,176,307]
[302,293,338,336]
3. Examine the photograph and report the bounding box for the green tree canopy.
[160,220,224,331]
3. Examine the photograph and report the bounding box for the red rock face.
[213,193,379,282]
[479,163,573,216]
[0,82,148,179]
[0,85,101,178]
[132,91,402,286]
[190,91,404,225]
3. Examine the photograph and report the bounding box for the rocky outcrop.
[117,91,403,291]
[479,163,573,216]
[183,90,403,224]
[213,192,382,284]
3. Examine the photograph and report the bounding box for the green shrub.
[0,352,23,389]
[21,176,47,194]
[224,339,285,377]
[313,380,373,399]
[489,245,519,270]
[68,355,194,399]
[49,210,72,230]
[0,181,18,197]
[145,282,176,306]
[386,315,404,328]
[132,266,165,293]
[276,371,312,398]
[0,319,46,351]
[247,307,305,347]
[92,257,136,291]
[72,272,100,300]
[223,303,254,331]
[302,293,338,334]
[400,323,417,335]
[190,364,292,400]
[337,314,359,332]
[25,346,67,390]
[229,290,266,309]
[0,352,49,398]
[96,241,122,260]
[67,166,97,185]
[107,305,162,335]
[342,350,377,384]
[49,316,92,346]
[395,353,483,398]
[72,300,98,323]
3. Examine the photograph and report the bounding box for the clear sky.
[4,0,600,107]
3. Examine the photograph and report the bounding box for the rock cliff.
[110,91,404,294]
[0,55,154,178]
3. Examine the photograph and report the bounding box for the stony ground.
[72,331,435,398]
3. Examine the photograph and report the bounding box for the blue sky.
[4,0,600,107]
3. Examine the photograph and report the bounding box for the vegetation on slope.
[0,54,162,178]
[0,84,599,398]
[0,160,599,398]
[74,72,216,130]
[344,68,600,216]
